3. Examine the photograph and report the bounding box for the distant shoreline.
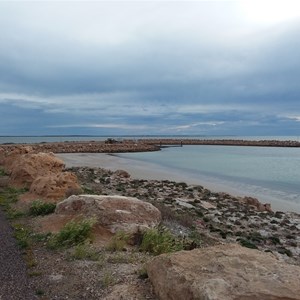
[1,138,300,152]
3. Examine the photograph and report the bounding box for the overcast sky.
[1,0,300,136]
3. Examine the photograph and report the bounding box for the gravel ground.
[0,209,36,300]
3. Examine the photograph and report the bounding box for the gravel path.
[0,209,36,300]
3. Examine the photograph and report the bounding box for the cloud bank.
[0,1,300,136]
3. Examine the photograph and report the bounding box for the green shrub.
[140,227,184,255]
[47,218,96,249]
[29,200,56,216]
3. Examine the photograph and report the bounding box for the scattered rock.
[112,170,131,179]
[147,244,300,300]
[55,195,161,233]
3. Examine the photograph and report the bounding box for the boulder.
[8,152,65,188]
[147,244,300,300]
[243,196,272,212]
[29,172,82,201]
[2,146,34,171]
[55,195,161,233]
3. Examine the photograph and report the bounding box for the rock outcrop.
[8,152,65,188]
[29,172,81,201]
[1,147,81,202]
[147,244,300,300]
[55,195,161,233]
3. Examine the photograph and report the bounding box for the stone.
[112,169,131,179]
[55,195,161,233]
[8,152,65,188]
[147,244,300,300]
[29,172,81,201]
[243,196,272,212]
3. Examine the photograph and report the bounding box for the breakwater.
[1,138,300,154]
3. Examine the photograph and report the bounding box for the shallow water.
[117,145,300,212]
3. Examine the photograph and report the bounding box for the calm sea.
[116,145,300,212]
[1,135,300,212]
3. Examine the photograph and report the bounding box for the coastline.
[57,153,300,213]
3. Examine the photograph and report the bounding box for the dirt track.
[0,209,36,300]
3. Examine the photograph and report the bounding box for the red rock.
[8,152,65,188]
[29,172,81,201]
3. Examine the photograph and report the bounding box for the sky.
[0,0,300,136]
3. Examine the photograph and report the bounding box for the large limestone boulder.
[147,244,300,300]
[55,195,161,233]
[8,152,65,188]
[29,172,81,201]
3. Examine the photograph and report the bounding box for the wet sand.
[57,153,300,213]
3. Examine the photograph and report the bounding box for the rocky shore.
[72,166,300,265]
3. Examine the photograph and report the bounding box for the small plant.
[101,271,116,288]
[0,187,27,207]
[238,238,258,249]
[47,218,96,249]
[140,227,184,255]
[0,167,7,176]
[70,243,100,261]
[29,200,56,216]
[137,266,148,279]
[35,289,45,296]
[106,231,131,252]
[13,224,32,249]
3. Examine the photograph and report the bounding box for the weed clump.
[0,167,7,176]
[140,227,184,255]
[106,231,131,252]
[47,218,96,249]
[29,200,56,216]
[70,243,100,261]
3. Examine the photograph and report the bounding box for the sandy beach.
[57,153,300,213]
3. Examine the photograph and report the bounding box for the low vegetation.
[29,200,56,216]
[69,243,100,261]
[0,167,7,176]
[47,218,96,249]
[106,230,131,252]
[140,227,184,255]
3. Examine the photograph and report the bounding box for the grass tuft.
[47,218,96,249]
[29,200,56,216]
[106,231,131,252]
[140,227,184,255]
